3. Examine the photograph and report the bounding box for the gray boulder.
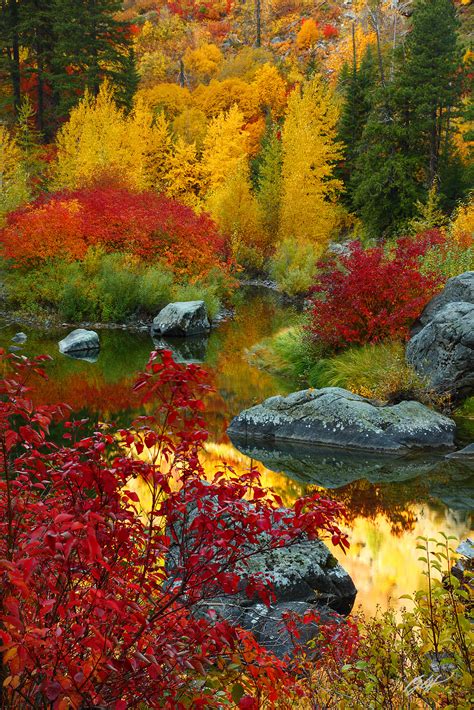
[227,387,456,453]
[167,493,356,657]
[58,328,100,355]
[412,271,474,335]
[11,332,27,344]
[406,302,474,399]
[151,301,210,338]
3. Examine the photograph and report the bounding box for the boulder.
[151,301,210,338]
[167,494,356,657]
[11,332,27,344]
[227,387,456,453]
[58,328,100,355]
[406,302,474,400]
[411,271,474,335]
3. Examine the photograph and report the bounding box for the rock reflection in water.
[152,335,209,363]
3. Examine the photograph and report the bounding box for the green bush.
[247,325,326,383]
[308,340,427,401]
[421,242,474,280]
[269,239,319,295]
[4,248,230,323]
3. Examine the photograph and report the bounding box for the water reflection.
[1,287,472,614]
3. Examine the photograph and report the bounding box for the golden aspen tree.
[0,127,29,222]
[172,107,208,149]
[252,64,287,119]
[201,105,248,193]
[279,75,344,250]
[207,163,267,271]
[184,43,224,84]
[165,138,202,209]
[52,83,171,192]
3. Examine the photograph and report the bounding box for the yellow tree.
[165,138,202,209]
[208,163,267,271]
[52,83,171,192]
[0,127,29,223]
[279,75,344,252]
[201,105,248,193]
[184,43,224,85]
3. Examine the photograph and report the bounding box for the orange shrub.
[0,187,231,281]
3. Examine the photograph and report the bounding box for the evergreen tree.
[337,45,377,206]
[398,0,462,189]
[51,0,137,117]
[350,0,463,237]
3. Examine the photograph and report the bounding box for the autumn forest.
[0,0,473,708]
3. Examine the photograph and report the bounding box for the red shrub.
[322,23,339,39]
[308,233,445,349]
[0,349,352,708]
[0,187,230,280]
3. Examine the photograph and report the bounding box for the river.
[2,287,473,616]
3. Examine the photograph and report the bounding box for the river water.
[2,288,473,615]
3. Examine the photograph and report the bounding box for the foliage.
[0,187,230,282]
[270,238,319,295]
[201,105,248,192]
[309,341,429,403]
[0,127,29,223]
[450,197,474,246]
[247,325,326,383]
[184,43,224,84]
[279,75,344,251]
[420,238,474,281]
[292,535,473,708]
[408,185,449,234]
[208,164,268,272]
[308,234,445,349]
[52,84,172,192]
[296,18,320,49]
[0,349,350,708]
[256,124,283,242]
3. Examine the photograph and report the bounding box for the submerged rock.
[227,387,456,453]
[151,301,210,338]
[58,328,100,355]
[406,302,474,400]
[411,271,474,335]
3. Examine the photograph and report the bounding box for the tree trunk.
[255,0,261,48]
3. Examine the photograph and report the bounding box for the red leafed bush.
[322,23,339,39]
[308,232,445,349]
[0,349,352,708]
[0,187,230,280]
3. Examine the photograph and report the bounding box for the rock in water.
[227,387,456,453]
[167,494,357,658]
[411,271,474,335]
[151,301,210,338]
[406,302,474,400]
[11,332,27,344]
[58,329,100,355]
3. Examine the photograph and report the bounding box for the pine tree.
[397,0,462,189]
[337,45,377,205]
[50,0,136,117]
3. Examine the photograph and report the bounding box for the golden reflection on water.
[200,440,473,614]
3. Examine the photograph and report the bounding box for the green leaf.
[231,683,245,704]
